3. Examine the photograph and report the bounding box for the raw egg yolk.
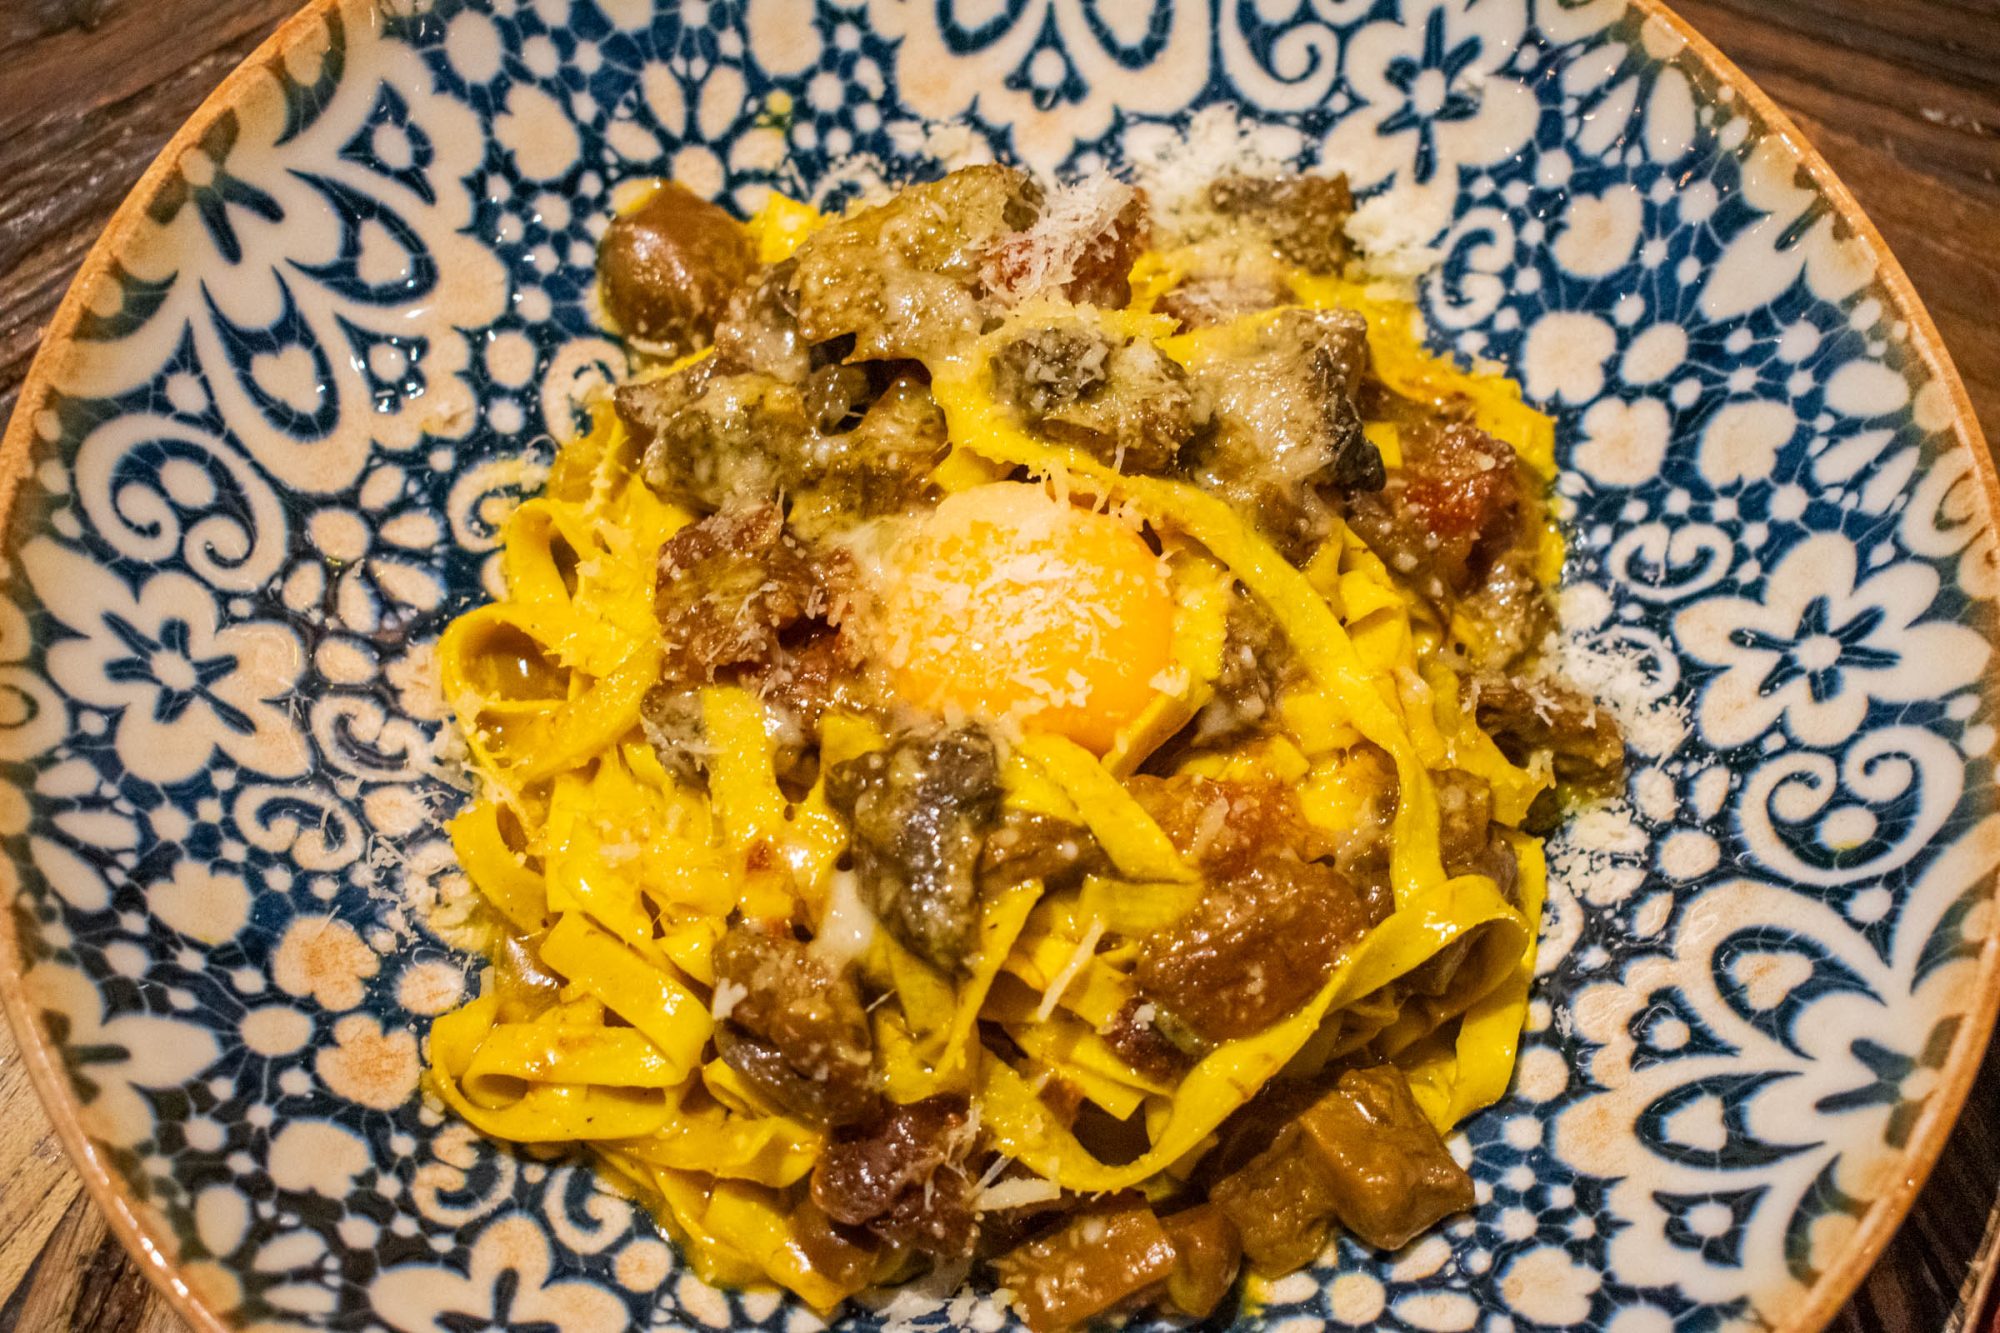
[877,483,1176,753]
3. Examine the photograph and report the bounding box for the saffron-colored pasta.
[427,169,1619,1325]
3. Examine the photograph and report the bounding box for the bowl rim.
[0,1,1994,1330]
[0,6,357,1325]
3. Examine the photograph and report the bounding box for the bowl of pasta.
[3,2,1995,1332]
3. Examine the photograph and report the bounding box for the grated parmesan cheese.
[815,99,1466,322]
[1539,577,1694,943]
[976,1154,1017,1192]
[982,176,1136,303]
[1554,583,1692,760]
[1341,193,1446,279]
[867,1259,976,1333]
[809,869,878,968]
[975,1175,1064,1212]
[1125,104,1308,219]
[709,977,749,1023]
[1033,919,1105,1024]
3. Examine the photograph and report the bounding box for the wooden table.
[0,0,1996,1329]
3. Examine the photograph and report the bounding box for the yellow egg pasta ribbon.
[427,990,678,1142]
[438,612,661,795]
[1400,832,1548,1130]
[605,1096,824,1188]
[538,911,712,1078]
[447,800,548,935]
[1015,733,1195,883]
[977,873,1529,1191]
[704,1181,876,1311]
[875,879,1043,1101]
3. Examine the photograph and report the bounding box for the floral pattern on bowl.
[2,1,1995,1331]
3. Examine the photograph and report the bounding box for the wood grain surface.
[0,1,1996,1330]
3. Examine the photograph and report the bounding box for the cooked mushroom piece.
[1345,412,1530,600]
[1160,1203,1243,1319]
[789,164,1043,359]
[992,1202,1179,1332]
[823,726,1004,970]
[1208,172,1357,274]
[619,357,811,512]
[784,372,952,538]
[598,181,755,353]
[990,320,1207,474]
[1474,672,1626,798]
[1187,307,1383,558]
[1212,1065,1475,1272]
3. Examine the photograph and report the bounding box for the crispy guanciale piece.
[1342,391,1559,669]
[812,1096,979,1257]
[740,628,867,792]
[1059,187,1150,308]
[597,181,754,353]
[992,1203,1179,1333]
[711,923,878,1127]
[789,164,1043,359]
[1473,672,1624,797]
[1295,1065,1476,1250]
[1134,856,1371,1042]
[1208,173,1357,274]
[653,502,824,685]
[824,727,1003,970]
[1160,1203,1243,1319]
[990,321,1207,474]
[1347,414,1529,600]
[1100,996,1193,1083]
[744,629,863,745]
[1127,772,1371,1041]
[1187,307,1383,559]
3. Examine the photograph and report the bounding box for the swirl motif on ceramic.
[2,1,1992,1331]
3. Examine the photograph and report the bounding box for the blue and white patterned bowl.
[4,2,1995,1330]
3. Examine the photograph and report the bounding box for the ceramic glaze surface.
[3,1,1995,1331]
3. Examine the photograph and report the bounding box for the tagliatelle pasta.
[425,167,1621,1327]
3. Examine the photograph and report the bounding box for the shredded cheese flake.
[1033,919,1107,1025]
